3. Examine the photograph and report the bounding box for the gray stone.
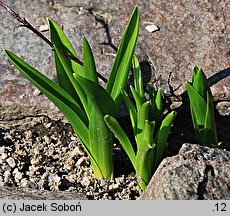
[6,157,16,168]
[216,101,230,116]
[0,186,87,200]
[0,0,229,112]
[140,143,230,200]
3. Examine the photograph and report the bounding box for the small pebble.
[4,170,11,179]
[81,176,91,187]
[33,88,42,96]
[14,171,23,182]
[31,156,42,166]
[1,153,8,160]
[145,24,160,32]
[6,157,16,168]
[39,24,49,32]
[0,146,6,154]
[76,156,88,166]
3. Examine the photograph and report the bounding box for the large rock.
[0,0,229,114]
[140,143,230,200]
[0,186,87,199]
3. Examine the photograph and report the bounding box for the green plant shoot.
[4,6,140,179]
[185,66,218,147]
[104,56,177,190]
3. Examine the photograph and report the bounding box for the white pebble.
[145,24,160,33]
[31,156,42,166]
[76,157,87,166]
[71,146,85,157]
[0,146,6,154]
[4,170,11,179]
[33,88,42,96]
[6,157,16,168]
[14,171,23,182]
[44,135,50,144]
[19,178,29,187]
[48,173,61,183]
[81,176,91,187]
[109,183,120,190]
[1,153,8,160]
[39,24,49,32]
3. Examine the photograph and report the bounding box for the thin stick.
[1,1,54,48]
[0,1,108,82]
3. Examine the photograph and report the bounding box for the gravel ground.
[0,116,140,200]
[0,103,228,200]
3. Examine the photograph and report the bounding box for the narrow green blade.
[53,52,81,103]
[191,65,199,84]
[54,47,89,118]
[75,75,117,179]
[154,111,177,170]
[193,67,208,101]
[106,6,140,110]
[136,101,150,147]
[75,75,116,117]
[47,18,84,76]
[132,55,144,99]
[136,119,156,187]
[89,110,114,179]
[203,91,218,147]
[4,50,89,144]
[122,89,137,132]
[155,88,163,122]
[104,115,136,169]
[48,18,85,106]
[147,83,156,102]
[185,82,207,127]
[130,85,145,112]
[149,88,163,124]
[83,37,98,84]
[143,120,155,147]
[136,139,154,191]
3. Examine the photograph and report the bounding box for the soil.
[0,113,139,200]
[0,100,229,200]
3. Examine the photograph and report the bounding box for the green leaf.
[143,120,155,147]
[132,55,144,99]
[53,52,81,104]
[191,65,199,83]
[136,101,150,147]
[82,37,98,84]
[203,91,218,147]
[155,88,163,121]
[122,89,137,132]
[147,84,156,102]
[54,47,89,117]
[130,85,145,112]
[4,49,89,144]
[75,75,116,117]
[106,6,140,110]
[149,88,163,123]
[192,67,208,101]
[48,17,85,107]
[154,111,177,169]
[104,115,136,169]
[136,139,155,190]
[185,82,207,127]
[47,18,84,76]
[89,111,114,179]
[186,66,218,147]
[75,75,117,179]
